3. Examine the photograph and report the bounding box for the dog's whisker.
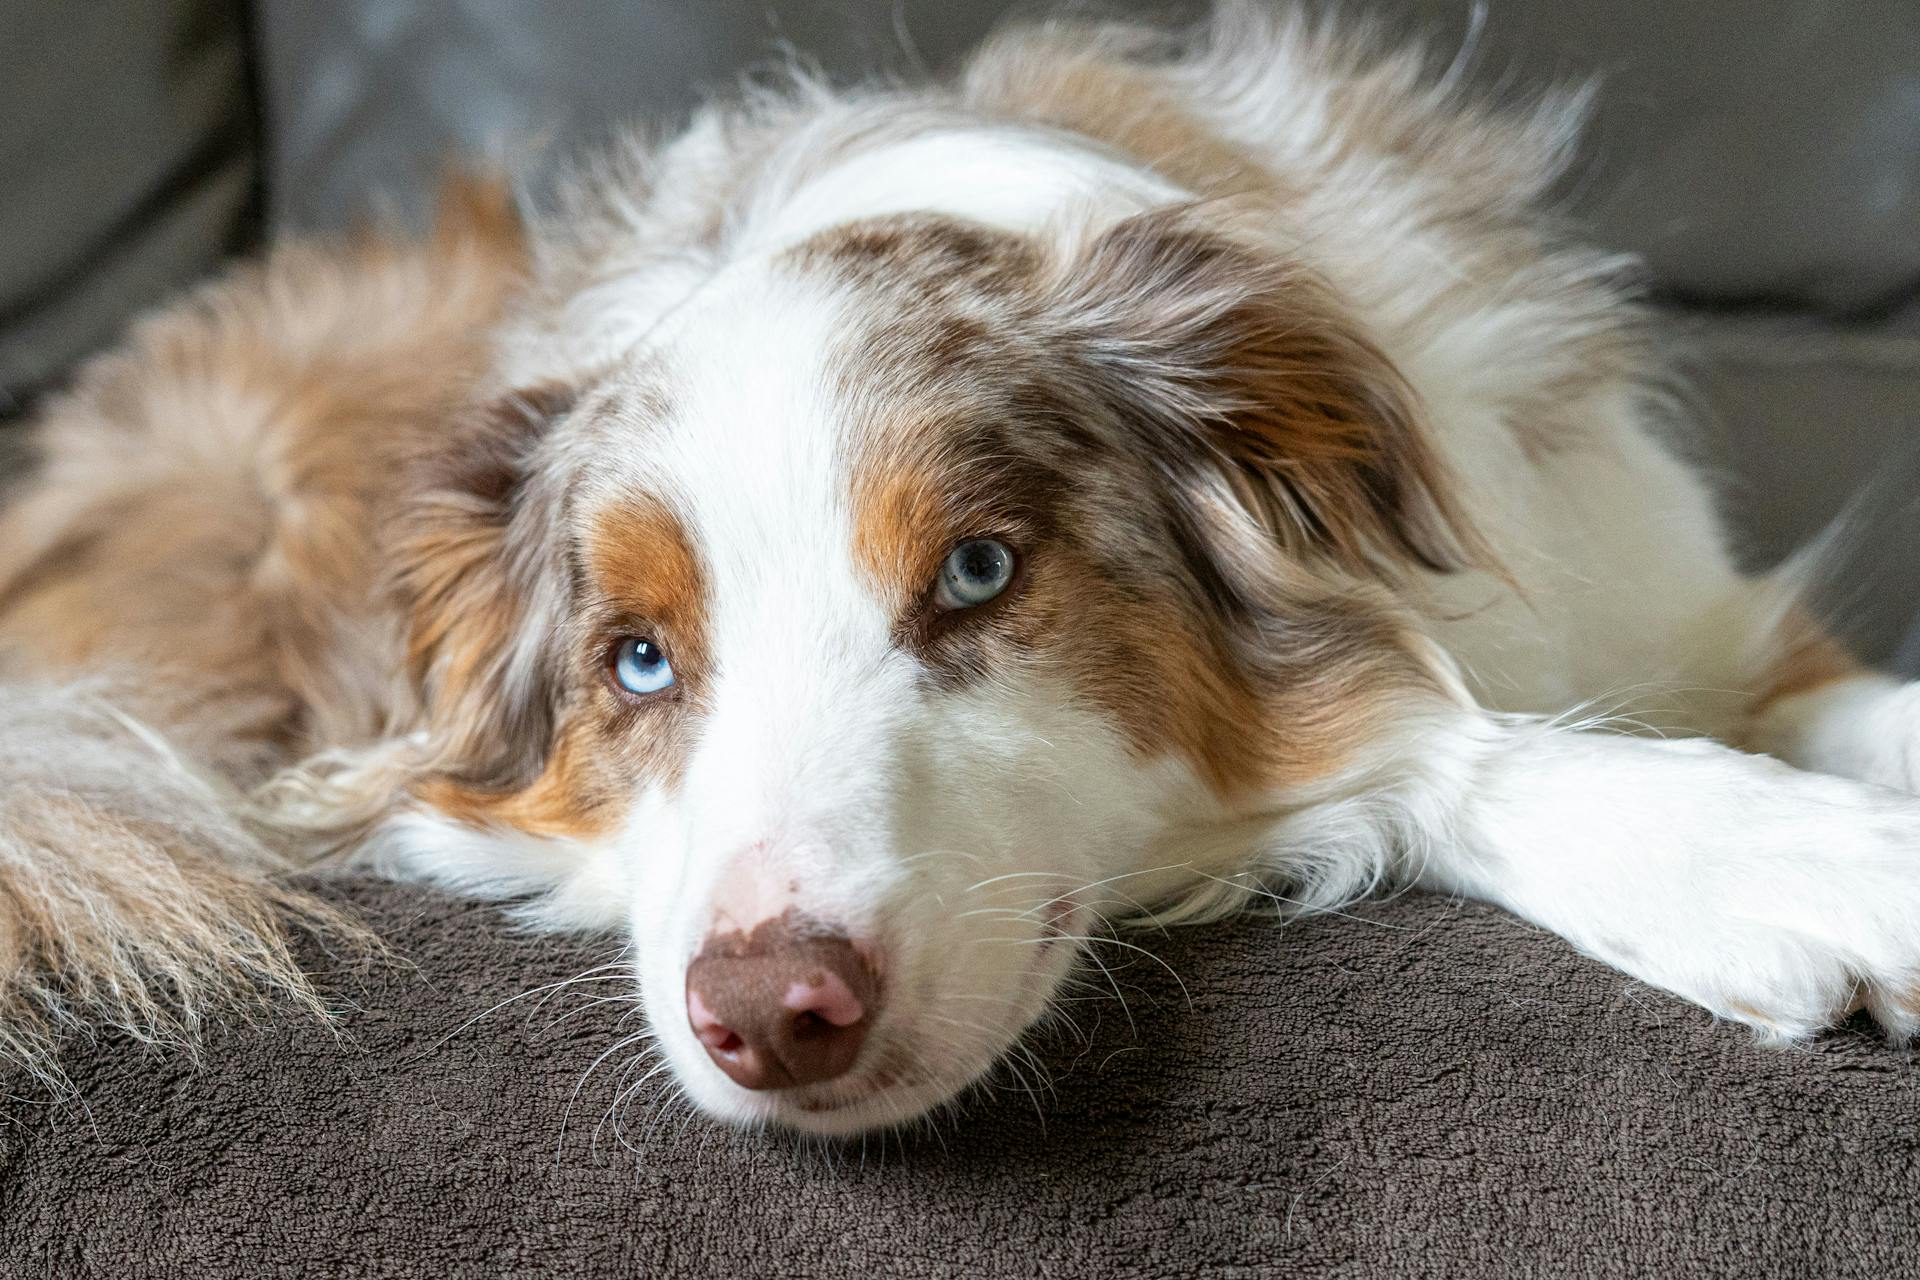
[560,1027,657,1157]
[417,959,635,1062]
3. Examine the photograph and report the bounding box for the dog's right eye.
[609,636,675,697]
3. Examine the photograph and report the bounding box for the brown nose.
[685,920,881,1090]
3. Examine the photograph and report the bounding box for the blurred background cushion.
[255,0,1920,318]
[0,0,257,410]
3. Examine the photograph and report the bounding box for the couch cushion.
[0,0,256,409]
[2,880,1914,1277]
[1397,0,1920,314]
[256,0,1920,315]
[1682,313,1920,675]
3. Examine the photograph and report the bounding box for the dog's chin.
[733,1065,981,1138]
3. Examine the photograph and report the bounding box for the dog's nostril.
[684,924,882,1091]
[686,988,736,1050]
[782,969,865,1028]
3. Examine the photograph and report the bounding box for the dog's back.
[0,179,524,1082]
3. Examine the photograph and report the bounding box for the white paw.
[1458,731,1920,1045]
[1592,755,1920,1042]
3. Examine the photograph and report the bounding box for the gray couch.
[3,3,1918,1276]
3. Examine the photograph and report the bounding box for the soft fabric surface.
[3,881,1913,1277]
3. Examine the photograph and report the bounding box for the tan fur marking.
[1748,609,1863,718]
[417,714,624,839]
[417,495,711,835]
[851,456,960,607]
[968,47,1273,202]
[585,496,711,674]
[1046,553,1424,799]
[1727,999,1784,1030]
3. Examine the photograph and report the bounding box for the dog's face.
[400,210,1467,1133]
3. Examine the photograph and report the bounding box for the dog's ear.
[1052,210,1485,585]
[393,382,577,797]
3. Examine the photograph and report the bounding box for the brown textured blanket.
[2,881,1914,1278]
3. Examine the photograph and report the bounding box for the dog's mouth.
[707,907,1091,1137]
[775,1053,936,1121]
[708,1038,958,1136]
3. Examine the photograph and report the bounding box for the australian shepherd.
[3,3,1917,1135]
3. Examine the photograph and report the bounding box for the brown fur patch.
[853,462,1426,797]
[964,23,1646,463]
[1052,210,1490,580]
[788,214,1037,297]
[417,711,626,839]
[821,209,1456,803]
[1036,541,1421,798]
[393,382,576,808]
[415,492,712,835]
[1747,609,1863,718]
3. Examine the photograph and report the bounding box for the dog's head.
[395,203,1469,1134]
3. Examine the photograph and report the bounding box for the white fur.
[591,268,1225,1131]
[1410,710,1920,1042]
[1751,675,1920,793]
[745,127,1185,250]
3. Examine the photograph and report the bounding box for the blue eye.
[936,539,1017,609]
[610,636,675,696]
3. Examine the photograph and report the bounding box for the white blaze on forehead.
[637,264,906,851]
[745,126,1187,251]
[650,267,872,637]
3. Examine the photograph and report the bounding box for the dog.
[2,2,1917,1136]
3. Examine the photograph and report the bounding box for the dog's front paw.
[1603,762,1920,1044]
[1698,948,1918,1047]
[1477,741,1920,1046]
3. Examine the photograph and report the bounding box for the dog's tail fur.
[0,175,529,1089]
[0,679,360,1090]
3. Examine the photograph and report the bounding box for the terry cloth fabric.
[2,880,1915,1278]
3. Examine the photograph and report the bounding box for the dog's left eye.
[610,636,675,696]
[935,538,1017,610]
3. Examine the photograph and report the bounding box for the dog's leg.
[1748,669,1920,795]
[1380,707,1920,1040]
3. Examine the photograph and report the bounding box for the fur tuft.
[0,683,370,1092]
